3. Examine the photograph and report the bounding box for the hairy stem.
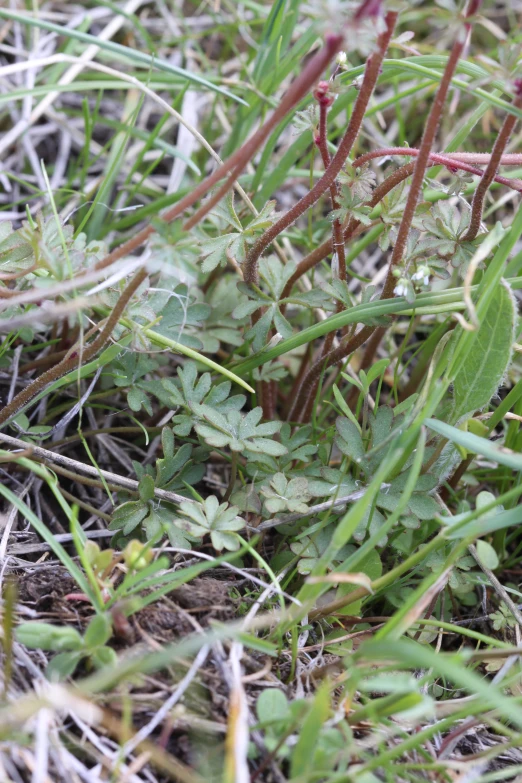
[462,92,522,241]
[291,5,478,423]
[314,94,348,400]
[0,269,147,429]
[380,28,470,300]
[90,34,343,273]
[243,11,398,287]
[279,149,522,303]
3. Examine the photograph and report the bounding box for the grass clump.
[1,0,522,780]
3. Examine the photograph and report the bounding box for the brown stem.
[354,148,522,183]
[280,145,522,302]
[309,94,349,404]
[291,10,476,424]
[288,320,376,422]
[89,34,343,274]
[243,11,398,287]
[352,147,522,172]
[288,7,478,421]
[0,269,147,429]
[380,29,469,301]
[315,97,347,282]
[462,93,522,241]
[281,162,418,301]
[0,39,344,303]
[259,379,276,420]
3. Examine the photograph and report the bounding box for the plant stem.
[0,268,147,428]
[89,33,343,274]
[223,451,238,502]
[463,91,522,241]
[291,6,477,423]
[243,11,398,287]
[380,27,470,300]
[279,148,522,305]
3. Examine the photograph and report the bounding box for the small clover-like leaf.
[260,472,312,515]
[172,497,245,551]
[193,404,287,456]
[159,362,246,437]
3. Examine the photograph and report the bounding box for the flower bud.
[123,539,153,571]
[313,80,334,107]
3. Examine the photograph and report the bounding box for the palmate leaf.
[0,215,107,280]
[260,472,312,514]
[243,423,318,477]
[334,407,439,533]
[172,496,245,551]
[233,256,297,350]
[154,284,211,350]
[199,197,278,272]
[151,361,246,436]
[193,404,287,456]
[421,201,481,275]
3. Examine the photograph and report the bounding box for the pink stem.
[354,147,522,192]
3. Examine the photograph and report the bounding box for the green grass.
[1,1,522,781]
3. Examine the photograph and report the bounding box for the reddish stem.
[380,31,469,301]
[243,11,398,287]
[463,93,522,241]
[86,34,343,273]
[354,147,522,191]
[0,269,147,428]
[279,146,522,305]
[290,5,477,423]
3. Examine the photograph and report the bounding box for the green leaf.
[109,501,148,533]
[90,646,118,669]
[260,472,311,514]
[84,615,113,650]
[335,417,366,466]
[193,404,287,456]
[290,682,331,778]
[256,689,290,725]
[426,418,522,471]
[451,280,516,423]
[138,475,155,504]
[144,328,255,393]
[444,504,522,540]
[229,277,522,377]
[475,540,499,570]
[154,285,211,351]
[46,651,85,681]
[172,497,245,552]
[16,622,84,652]
[159,362,246,437]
